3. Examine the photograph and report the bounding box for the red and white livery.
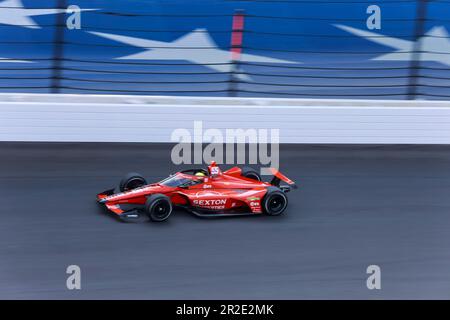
[97,162,297,222]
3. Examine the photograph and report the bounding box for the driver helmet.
[195,172,206,179]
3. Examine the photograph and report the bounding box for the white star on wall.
[89,29,299,79]
[0,57,30,62]
[0,0,96,29]
[0,0,96,62]
[335,24,450,66]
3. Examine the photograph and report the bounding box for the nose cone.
[100,184,163,203]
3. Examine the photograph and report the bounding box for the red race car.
[97,161,297,222]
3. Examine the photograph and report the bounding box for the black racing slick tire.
[241,167,262,181]
[119,172,147,192]
[145,194,173,222]
[262,188,288,216]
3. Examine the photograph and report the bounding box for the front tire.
[145,194,173,222]
[119,172,147,192]
[262,189,288,216]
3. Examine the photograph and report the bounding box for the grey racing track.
[1,143,450,299]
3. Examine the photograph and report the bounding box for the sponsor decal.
[194,191,222,197]
[193,199,226,206]
[193,198,227,210]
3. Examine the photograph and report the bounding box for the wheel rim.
[152,200,170,219]
[125,178,145,191]
[268,194,285,213]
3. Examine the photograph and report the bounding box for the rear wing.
[269,168,298,191]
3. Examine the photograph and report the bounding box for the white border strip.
[0,94,449,144]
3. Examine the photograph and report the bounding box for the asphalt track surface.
[1,143,450,299]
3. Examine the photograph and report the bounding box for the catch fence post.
[228,9,245,97]
[50,0,67,93]
[407,0,429,100]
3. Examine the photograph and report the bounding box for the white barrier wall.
[0,94,450,144]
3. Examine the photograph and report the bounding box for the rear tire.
[262,189,288,216]
[145,194,173,222]
[119,172,147,192]
[241,167,262,181]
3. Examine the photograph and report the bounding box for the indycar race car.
[97,161,297,222]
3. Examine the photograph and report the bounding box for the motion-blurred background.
[2,1,450,300]
[1,0,450,99]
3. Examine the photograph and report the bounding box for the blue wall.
[1,0,449,99]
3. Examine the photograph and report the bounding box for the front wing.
[97,189,143,221]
